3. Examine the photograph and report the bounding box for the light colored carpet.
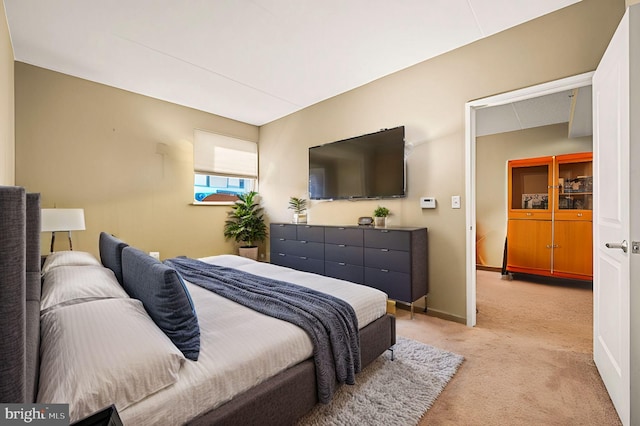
[297,337,464,426]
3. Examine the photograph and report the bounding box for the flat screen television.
[309,126,406,200]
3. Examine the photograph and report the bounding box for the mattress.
[119,255,388,425]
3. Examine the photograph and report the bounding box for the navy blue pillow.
[121,246,200,361]
[99,232,128,285]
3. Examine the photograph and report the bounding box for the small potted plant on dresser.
[288,197,308,224]
[223,191,268,260]
[373,206,390,228]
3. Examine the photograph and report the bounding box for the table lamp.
[41,208,86,253]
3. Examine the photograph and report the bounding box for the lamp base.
[49,231,74,253]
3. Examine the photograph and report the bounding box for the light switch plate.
[451,195,461,209]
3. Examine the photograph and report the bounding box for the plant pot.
[374,217,386,228]
[238,246,259,261]
[293,213,307,224]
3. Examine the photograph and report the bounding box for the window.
[193,130,257,203]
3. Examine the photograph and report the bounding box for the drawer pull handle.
[279,238,285,241]
[339,244,346,248]
[381,248,389,252]
[339,227,346,230]
[339,262,346,266]
[526,212,532,216]
[278,253,285,256]
[381,269,389,273]
[300,241,307,244]
[577,213,583,217]
[301,256,307,260]
[381,230,389,233]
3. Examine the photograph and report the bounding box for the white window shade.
[194,130,258,178]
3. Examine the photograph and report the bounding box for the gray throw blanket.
[164,257,361,404]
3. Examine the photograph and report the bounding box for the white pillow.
[41,265,129,312]
[42,251,101,275]
[37,298,186,422]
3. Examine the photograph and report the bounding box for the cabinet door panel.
[553,220,593,277]
[507,219,552,273]
[364,248,410,273]
[364,267,411,302]
[325,261,364,284]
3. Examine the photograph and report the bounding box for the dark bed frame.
[0,186,396,425]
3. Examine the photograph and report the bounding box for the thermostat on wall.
[420,197,436,209]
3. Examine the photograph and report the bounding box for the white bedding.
[119,255,387,425]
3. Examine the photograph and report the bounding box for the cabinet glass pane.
[511,165,549,210]
[558,160,592,210]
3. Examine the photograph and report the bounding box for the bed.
[0,186,396,425]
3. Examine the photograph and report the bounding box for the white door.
[592,7,631,426]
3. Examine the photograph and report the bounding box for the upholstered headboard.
[0,186,41,403]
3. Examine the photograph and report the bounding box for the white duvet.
[119,255,388,425]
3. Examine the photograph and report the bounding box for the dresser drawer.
[270,237,298,254]
[270,251,293,268]
[286,256,324,275]
[270,223,297,240]
[270,253,324,275]
[325,244,363,265]
[296,225,324,242]
[364,248,410,273]
[364,229,410,251]
[291,240,324,260]
[325,261,364,284]
[325,227,363,246]
[364,267,411,302]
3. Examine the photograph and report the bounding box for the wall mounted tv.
[309,126,406,200]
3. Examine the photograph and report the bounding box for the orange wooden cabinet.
[506,152,593,281]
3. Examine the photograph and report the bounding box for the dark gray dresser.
[270,223,428,315]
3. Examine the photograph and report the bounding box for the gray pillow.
[99,232,128,285]
[121,246,200,361]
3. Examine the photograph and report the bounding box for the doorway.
[464,72,594,327]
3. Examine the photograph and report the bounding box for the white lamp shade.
[41,209,86,232]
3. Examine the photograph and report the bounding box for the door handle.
[605,240,628,253]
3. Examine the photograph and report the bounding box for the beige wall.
[259,0,624,321]
[0,2,14,185]
[476,124,592,268]
[15,63,259,259]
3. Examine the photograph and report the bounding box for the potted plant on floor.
[288,196,308,224]
[223,191,268,260]
[373,206,390,228]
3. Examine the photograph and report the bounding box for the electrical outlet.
[451,195,461,209]
[149,251,160,260]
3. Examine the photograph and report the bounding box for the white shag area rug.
[297,336,464,426]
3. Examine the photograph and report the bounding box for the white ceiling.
[4,0,580,126]
[476,86,593,137]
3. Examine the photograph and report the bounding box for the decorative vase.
[374,217,386,227]
[293,213,307,224]
[238,246,259,261]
